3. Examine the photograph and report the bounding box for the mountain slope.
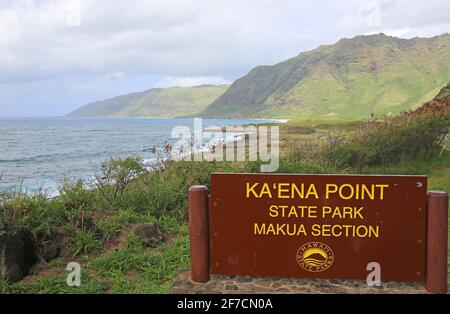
[434,83,450,100]
[67,85,229,118]
[201,33,450,118]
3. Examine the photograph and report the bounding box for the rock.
[82,217,103,239]
[133,224,164,247]
[434,83,450,100]
[171,272,431,294]
[274,287,290,293]
[235,276,253,283]
[0,228,37,283]
[271,281,282,289]
[41,240,61,262]
[224,284,238,291]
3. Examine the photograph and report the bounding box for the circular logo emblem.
[296,242,334,272]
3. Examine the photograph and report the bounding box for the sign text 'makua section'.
[209,173,427,281]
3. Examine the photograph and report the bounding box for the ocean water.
[0,117,273,194]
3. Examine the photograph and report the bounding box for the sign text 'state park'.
[209,173,428,281]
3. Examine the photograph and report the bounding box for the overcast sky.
[0,0,449,117]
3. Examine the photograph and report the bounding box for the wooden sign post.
[426,191,449,293]
[188,185,210,283]
[188,173,448,293]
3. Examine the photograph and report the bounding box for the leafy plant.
[91,157,146,210]
[314,101,450,172]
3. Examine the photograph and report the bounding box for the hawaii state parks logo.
[296,242,334,272]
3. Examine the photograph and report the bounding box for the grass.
[0,156,241,293]
[0,109,449,293]
[89,235,190,294]
[0,233,190,294]
[282,115,450,280]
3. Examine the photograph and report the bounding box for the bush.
[142,160,217,220]
[288,139,324,163]
[91,157,147,211]
[0,179,102,248]
[323,111,449,172]
[59,180,93,211]
[70,229,103,256]
[0,191,64,242]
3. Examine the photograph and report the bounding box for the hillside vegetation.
[203,33,450,118]
[1,84,449,293]
[288,85,450,173]
[1,147,448,294]
[68,34,450,120]
[67,85,229,118]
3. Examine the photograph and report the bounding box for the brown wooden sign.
[209,173,428,281]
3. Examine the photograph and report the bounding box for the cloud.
[0,0,449,115]
[154,76,231,88]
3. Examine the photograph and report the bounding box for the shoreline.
[0,118,285,198]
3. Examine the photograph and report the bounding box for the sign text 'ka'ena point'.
[188,173,449,294]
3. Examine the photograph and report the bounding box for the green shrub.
[142,160,218,220]
[288,139,324,163]
[0,191,64,241]
[58,180,93,211]
[70,229,103,256]
[322,113,449,172]
[92,157,147,211]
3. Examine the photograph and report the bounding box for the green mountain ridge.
[68,33,450,119]
[67,85,229,118]
[202,33,450,118]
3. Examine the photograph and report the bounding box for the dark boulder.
[41,240,61,262]
[133,224,164,247]
[0,228,37,282]
[81,217,103,239]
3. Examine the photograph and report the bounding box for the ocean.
[0,117,274,195]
